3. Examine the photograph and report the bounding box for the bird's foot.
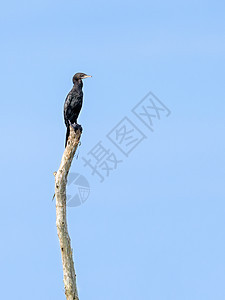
[69,121,83,133]
[73,124,83,132]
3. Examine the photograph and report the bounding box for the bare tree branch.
[54,126,82,300]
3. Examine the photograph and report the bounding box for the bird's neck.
[73,79,83,91]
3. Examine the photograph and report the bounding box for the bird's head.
[73,73,92,84]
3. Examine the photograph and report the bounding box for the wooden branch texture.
[55,126,82,300]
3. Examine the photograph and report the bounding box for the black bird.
[64,72,92,147]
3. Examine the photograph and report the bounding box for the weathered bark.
[54,126,82,300]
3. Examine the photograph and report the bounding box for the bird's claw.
[74,124,83,132]
[69,121,83,133]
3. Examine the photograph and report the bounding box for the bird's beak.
[82,75,92,79]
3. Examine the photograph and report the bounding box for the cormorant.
[64,72,92,147]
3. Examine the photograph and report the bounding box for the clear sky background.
[1,0,225,299]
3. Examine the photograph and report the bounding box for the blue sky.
[1,0,225,299]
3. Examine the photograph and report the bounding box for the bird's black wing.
[64,93,73,127]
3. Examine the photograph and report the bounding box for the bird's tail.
[65,126,70,148]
